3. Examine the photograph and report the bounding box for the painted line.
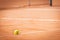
[0,18,60,21]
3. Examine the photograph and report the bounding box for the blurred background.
[0,0,60,40]
[0,0,60,9]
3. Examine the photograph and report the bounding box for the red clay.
[0,0,60,40]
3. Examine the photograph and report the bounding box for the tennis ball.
[14,30,20,35]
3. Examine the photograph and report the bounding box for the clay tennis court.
[0,0,60,40]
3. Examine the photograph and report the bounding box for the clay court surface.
[0,0,60,40]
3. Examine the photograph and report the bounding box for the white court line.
[21,30,54,34]
[21,31,46,35]
[0,18,60,21]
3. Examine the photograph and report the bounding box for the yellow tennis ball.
[14,30,20,35]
